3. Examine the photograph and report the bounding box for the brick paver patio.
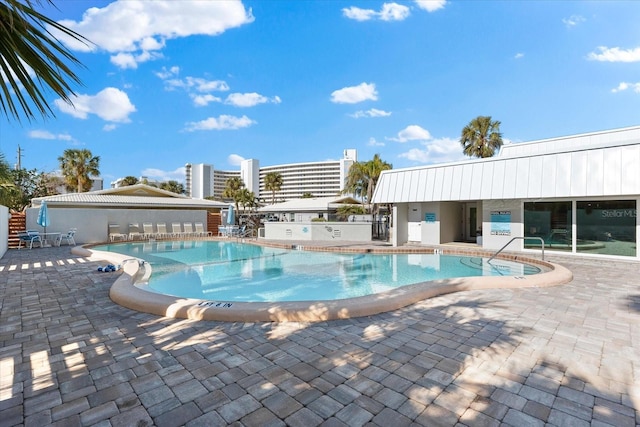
[0,245,638,426]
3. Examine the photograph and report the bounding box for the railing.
[488,236,545,263]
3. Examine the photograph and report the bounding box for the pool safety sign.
[490,211,511,236]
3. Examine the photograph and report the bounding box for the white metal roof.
[258,196,361,213]
[373,126,640,204]
[31,184,228,209]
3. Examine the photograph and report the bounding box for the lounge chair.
[194,222,211,237]
[142,223,156,239]
[128,223,143,240]
[182,222,195,238]
[17,230,43,249]
[109,224,127,242]
[57,228,77,246]
[170,222,183,238]
[156,223,168,239]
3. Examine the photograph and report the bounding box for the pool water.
[93,241,542,302]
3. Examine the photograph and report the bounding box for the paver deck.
[0,244,639,426]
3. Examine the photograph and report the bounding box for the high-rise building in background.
[186,149,357,203]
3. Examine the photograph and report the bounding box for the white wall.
[421,202,440,245]
[263,222,372,241]
[0,206,8,258]
[392,204,408,246]
[26,207,209,244]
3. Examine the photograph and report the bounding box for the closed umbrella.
[227,205,235,225]
[37,200,50,234]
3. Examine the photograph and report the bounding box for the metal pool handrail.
[488,236,545,263]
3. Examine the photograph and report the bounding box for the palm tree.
[222,176,245,213]
[343,161,367,202]
[344,154,391,214]
[0,0,88,122]
[237,188,256,213]
[159,180,185,194]
[460,116,503,158]
[264,172,283,205]
[58,148,100,193]
[120,176,139,186]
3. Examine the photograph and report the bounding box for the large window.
[576,200,636,257]
[524,202,572,252]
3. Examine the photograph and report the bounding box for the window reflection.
[576,201,636,257]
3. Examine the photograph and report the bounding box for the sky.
[1,0,640,187]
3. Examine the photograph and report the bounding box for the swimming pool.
[92,240,541,302]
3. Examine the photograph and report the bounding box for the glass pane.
[524,202,572,252]
[576,200,637,257]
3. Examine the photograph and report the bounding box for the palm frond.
[0,0,89,122]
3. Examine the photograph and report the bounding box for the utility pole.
[16,144,23,170]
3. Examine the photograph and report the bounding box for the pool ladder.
[488,236,545,263]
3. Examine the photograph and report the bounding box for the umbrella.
[227,204,235,225]
[37,200,50,234]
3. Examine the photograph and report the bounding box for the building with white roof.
[372,126,640,259]
[28,184,227,244]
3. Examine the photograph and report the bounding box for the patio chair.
[182,222,195,238]
[57,228,77,246]
[195,222,212,237]
[142,223,156,239]
[128,223,143,241]
[170,222,184,238]
[109,224,127,242]
[156,223,169,239]
[17,230,43,249]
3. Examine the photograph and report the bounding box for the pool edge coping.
[73,243,573,323]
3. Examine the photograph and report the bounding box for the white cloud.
[515,52,524,59]
[225,93,282,107]
[54,87,136,123]
[343,3,409,21]
[368,137,385,147]
[388,125,431,142]
[28,130,74,141]
[110,50,163,69]
[351,108,392,118]
[587,46,640,63]
[331,82,378,104]
[155,65,180,80]
[342,7,377,21]
[56,0,254,69]
[184,114,256,131]
[379,3,411,21]
[141,166,185,182]
[562,14,585,28]
[612,82,640,93]
[414,0,447,13]
[228,154,245,166]
[191,94,222,107]
[398,137,466,164]
[103,124,117,131]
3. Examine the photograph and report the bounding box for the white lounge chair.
[128,223,143,240]
[194,222,211,237]
[109,224,127,242]
[183,222,195,238]
[156,223,169,239]
[170,222,183,238]
[142,223,156,239]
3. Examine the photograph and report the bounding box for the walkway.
[0,246,638,426]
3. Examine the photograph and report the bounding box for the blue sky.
[2,0,640,186]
